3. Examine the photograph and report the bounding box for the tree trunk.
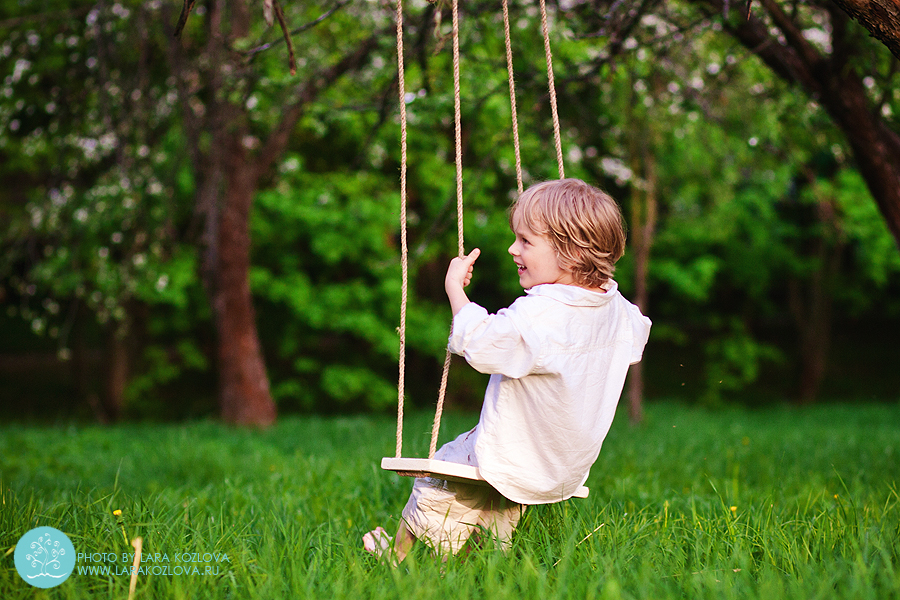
[102,324,129,422]
[185,0,277,427]
[625,77,658,425]
[70,300,96,419]
[627,158,657,424]
[214,137,277,426]
[165,0,379,426]
[788,262,832,405]
[788,187,844,405]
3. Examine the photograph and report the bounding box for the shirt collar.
[525,281,618,307]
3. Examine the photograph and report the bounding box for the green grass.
[1,402,899,599]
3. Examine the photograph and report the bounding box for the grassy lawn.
[1,402,898,599]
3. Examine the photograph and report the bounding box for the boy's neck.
[528,282,607,293]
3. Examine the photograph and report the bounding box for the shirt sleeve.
[448,301,542,378]
[628,304,652,365]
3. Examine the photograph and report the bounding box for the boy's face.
[508,209,575,290]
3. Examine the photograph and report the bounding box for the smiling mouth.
[516,264,525,275]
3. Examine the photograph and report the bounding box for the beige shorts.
[401,429,524,555]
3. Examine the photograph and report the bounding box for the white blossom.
[802,27,832,53]
[600,157,633,183]
[12,59,31,83]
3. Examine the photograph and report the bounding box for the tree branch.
[273,0,296,75]
[709,0,823,93]
[245,0,352,57]
[253,34,382,179]
[173,0,196,38]
[759,0,824,68]
[829,0,900,61]
[160,3,205,175]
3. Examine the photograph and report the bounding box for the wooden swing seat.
[381,457,590,498]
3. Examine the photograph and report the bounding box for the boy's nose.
[508,242,517,256]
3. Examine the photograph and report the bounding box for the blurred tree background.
[0,0,898,425]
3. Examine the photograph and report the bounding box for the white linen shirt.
[448,281,651,505]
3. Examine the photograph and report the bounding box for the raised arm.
[444,248,481,316]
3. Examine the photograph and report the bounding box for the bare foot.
[363,527,395,563]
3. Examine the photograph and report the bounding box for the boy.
[365,178,651,561]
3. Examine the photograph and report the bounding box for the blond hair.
[510,179,626,288]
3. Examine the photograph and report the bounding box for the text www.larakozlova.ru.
[76,552,231,576]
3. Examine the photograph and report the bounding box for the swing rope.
[393,0,562,463]
[539,0,565,179]
[502,0,524,195]
[394,0,409,459]
[428,0,465,459]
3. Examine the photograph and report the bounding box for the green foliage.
[1,0,899,416]
[702,318,784,405]
[0,0,197,381]
[825,170,900,297]
[250,164,448,411]
[1,403,898,598]
[578,5,900,403]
